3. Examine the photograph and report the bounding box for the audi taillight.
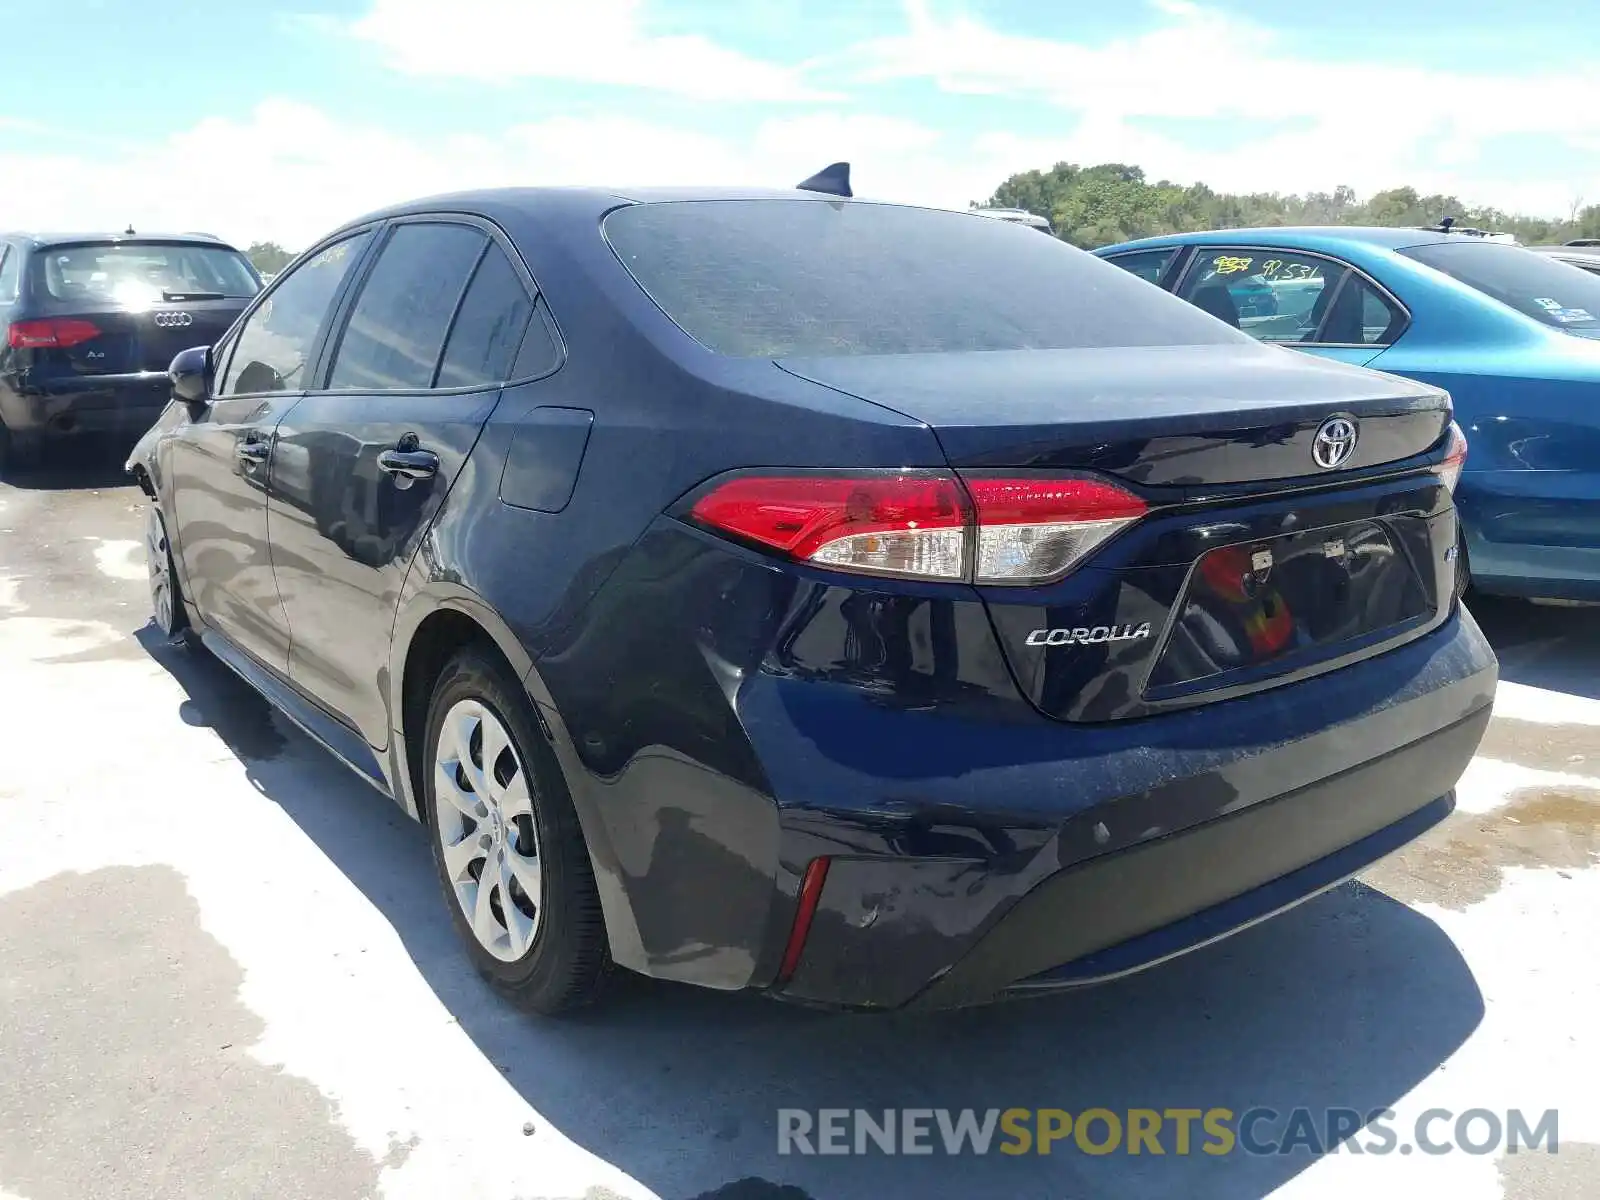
[687,470,1148,585]
[5,318,101,349]
[1435,422,1467,494]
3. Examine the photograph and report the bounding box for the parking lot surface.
[2,448,1597,1200]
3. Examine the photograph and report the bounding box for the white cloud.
[0,102,1001,248]
[8,0,1599,248]
[855,0,1600,215]
[346,0,835,102]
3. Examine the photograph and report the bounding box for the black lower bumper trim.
[1004,792,1452,995]
[906,702,1491,1011]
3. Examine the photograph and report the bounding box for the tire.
[423,649,608,1014]
[144,502,196,643]
[0,423,42,477]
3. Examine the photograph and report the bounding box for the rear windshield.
[1400,241,1600,335]
[35,241,260,304]
[603,200,1243,357]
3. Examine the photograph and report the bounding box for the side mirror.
[169,345,213,409]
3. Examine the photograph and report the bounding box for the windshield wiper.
[161,289,226,301]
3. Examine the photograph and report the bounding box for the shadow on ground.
[0,435,141,492]
[136,626,1493,1200]
[1467,593,1600,701]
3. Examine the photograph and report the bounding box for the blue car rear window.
[603,200,1244,358]
[1401,240,1600,334]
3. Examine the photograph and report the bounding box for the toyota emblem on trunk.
[1312,415,1358,469]
[154,312,193,328]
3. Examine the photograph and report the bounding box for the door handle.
[235,440,270,465]
[376,447,439,481]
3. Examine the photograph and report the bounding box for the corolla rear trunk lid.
[778,343,1449,484]
[781,343,1460,721]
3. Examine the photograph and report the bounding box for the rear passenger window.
[1178,249,1406,347]
[328,223,485,391]
[435,246,533,389]
[0,245,20,304]
[1179,250,1345,344]
[514,299,562,378]
[1104,248,1177,285]
[1343,277,1407,345]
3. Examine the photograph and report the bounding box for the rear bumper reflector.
[777,857,831,984]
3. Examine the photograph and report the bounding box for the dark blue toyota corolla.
[127,181,1497,1014]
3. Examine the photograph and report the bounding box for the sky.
[2,0,1599,249]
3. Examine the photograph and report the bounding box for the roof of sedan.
[3,230,233,248]
[342,185,910,228]
[1098,226,1470,254]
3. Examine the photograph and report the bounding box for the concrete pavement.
[1,446,1596,1200]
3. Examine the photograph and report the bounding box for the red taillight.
[689,470,1148,584]
[777,857,831,984]
[6,318,101,349]
[689,472,969,580]
[1436,422,1467,494]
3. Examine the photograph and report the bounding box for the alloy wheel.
[433,698,543,961]
[145,506,177,635]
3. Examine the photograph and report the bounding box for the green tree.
[983,164,1587,249]
[246,241,295,274]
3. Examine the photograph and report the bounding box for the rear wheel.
[1454,529,1473,602]
[423,649,608,1014]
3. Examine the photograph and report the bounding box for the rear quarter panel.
[387,197,955,987]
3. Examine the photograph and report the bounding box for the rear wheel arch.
[395,599,528,821]
[389,587,645,971]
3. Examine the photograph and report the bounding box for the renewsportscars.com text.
[777,1107,1560,1158]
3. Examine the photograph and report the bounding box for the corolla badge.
[1026,622,1152,647]
[1312,415,1359,469]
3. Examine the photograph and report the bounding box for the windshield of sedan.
[603,200,1245,357]
[38,241,261,304]
[1400,240,1600,336]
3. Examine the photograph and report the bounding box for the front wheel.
[144,504,191,641]
[423,649,609,1014]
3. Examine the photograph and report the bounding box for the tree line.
[245,242,295,274]
[243,163,1600,271]
[985,162,1600,249]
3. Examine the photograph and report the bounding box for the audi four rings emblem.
[1312,415,1358,469]
[154,312,194,328]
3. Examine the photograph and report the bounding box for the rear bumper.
[0,372,169,436]
[915,716,1478,1010]
[766,607,1496,1010]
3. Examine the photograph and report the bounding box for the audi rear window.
[603,200,1245,357]
[1401,240,1600,336]
[37,241,260,304]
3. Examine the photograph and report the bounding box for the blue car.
[1096,227,1600,602]
[126,185,1493,1013]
